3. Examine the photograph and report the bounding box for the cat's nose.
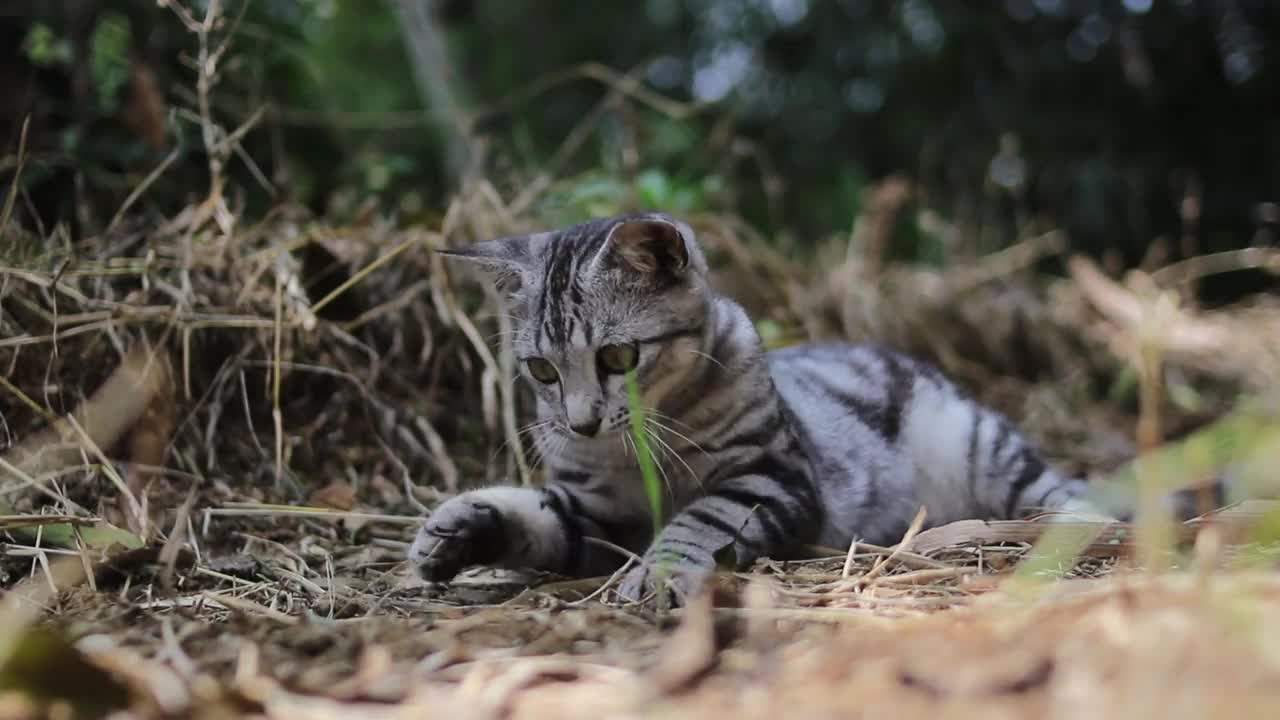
[569,418,602,437]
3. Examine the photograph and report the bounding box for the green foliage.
[0,501,143,551]
[636,169,721,212]
[21,23,71,66]
[535,168,722,228]
[89,12,131,114]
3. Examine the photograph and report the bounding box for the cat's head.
[440,213,710,438]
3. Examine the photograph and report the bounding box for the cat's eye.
[525,357,559,384]
[597,343,639,374]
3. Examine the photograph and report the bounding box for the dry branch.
[1,346,172,485]
[1067,254,1280,385]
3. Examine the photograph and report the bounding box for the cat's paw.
[1039,497,1120,524]
[615,554,715,608]
[408,496,507,582]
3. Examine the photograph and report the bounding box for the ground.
[8,510,1280,719]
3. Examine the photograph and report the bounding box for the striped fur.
[408,213,1099,604]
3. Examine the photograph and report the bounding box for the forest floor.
[3,201,1280,719]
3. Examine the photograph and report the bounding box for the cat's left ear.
[437,234,539,293]
[599,215,706,278]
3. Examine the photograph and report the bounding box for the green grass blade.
[625,370,663,536]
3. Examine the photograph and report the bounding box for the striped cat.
[408,212,1105,604]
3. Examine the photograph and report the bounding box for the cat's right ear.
[436,235,534,294]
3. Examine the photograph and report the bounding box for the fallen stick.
[1,346,172,485]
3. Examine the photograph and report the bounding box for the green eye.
[525,357,559,384]
[597,342,639,374]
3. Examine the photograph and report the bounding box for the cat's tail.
[1033,468,1240,524]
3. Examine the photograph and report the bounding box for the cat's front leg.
[410,486,574,581]
[409,484,641,582]
[617,468,817,605]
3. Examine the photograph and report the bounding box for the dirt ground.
[8,510,1280,720]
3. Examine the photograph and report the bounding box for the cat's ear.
[599,216,703,277]
[437,235,536,293]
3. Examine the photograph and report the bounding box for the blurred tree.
[2,0,1277,293]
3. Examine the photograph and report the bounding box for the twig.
[308,233,423,318]
[159,484,199,589]
[840,535,860,579]
[201,590,298,625]
[0,116,29,238]
[203,505,420,524]
[271,270,285,491]
[65,414,146,539]
[468,61,706,130]
[105,143,184,236]
[1149,247,1280,287]
[859,506,928,588]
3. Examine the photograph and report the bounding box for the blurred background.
[3,0,1277,304]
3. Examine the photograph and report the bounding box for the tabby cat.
[408,212,1105,604]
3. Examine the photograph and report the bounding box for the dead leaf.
[124,60,168,151]
[309,481,357,511]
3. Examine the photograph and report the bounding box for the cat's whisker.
[529,433,569,480]
[491,419,553,460]
[498,419,563,479]
[620,429,635,460]
[542,437,566,477]
[646,415,710,460]
[515,420,554,439]
[644,408,698,433]
[686,349,727,371]
[641,426,677,500]
[646,420,703,492]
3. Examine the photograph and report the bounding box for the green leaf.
[77,523,145,551]
[625,370,663,537]
[0,503,143,552]
[22,24,72,67]
[637,169,672,208]
[89,12,132,114]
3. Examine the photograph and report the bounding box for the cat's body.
[409,212,1097,603]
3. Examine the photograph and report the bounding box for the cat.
[407,212,1113,605]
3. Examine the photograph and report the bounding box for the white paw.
[1040,497,1118,524]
